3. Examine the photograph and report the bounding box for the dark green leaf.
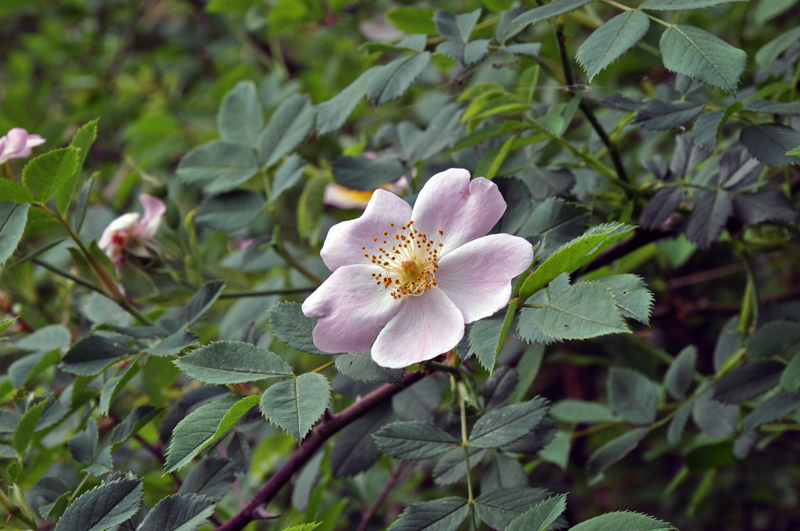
[54,475,143,531]
[22,147,79,202]
[746,320,800,359]
[69,417,98,464]
[587,428,649,485]
[388,497,469,531]
[179,457,237,500]
[744,99,800,115]
[608,368,659,425]
[665,345,697,400]
[260,373,331,441]
[634,100,705,131]
[393,377,443,422]
[714,315,741,370]
[570,511,676,531]
[13,399,47,456]
[331,403,393,477]
[367,52,432,106]
[659,24,747,92]
[692,391,738,437]
[484,367,519,410]
[593,274,653,325]
[781,355,800,392]
[475,488,562,531]
[258,94,315,167]
[317,67,380,135]
[469,397,549,448]
[641,0,744,9]
[110,405,161,448]
[755,26,800,68]
[9,350,61,388]
[373,421,458,460]
[60,335,134,376]
[268,301,329,355]
[713,360,784,403]
[176,140,259,194]
[335,351,404,384]
[509,0,594,30]
[518,198,589,257]
[686,443,735,473]
[496,6,528,43]
[549,400,616,423]
[165,396,241,473]
[196,191,265,233]
[733,190,800,225]
[469,301,518,373]
[481,454,528,492]
[0,202,29,267]
[576,12,650,81]
[218,81,263,149]
[667,401,693,444]
[433,446,487,485]
[640,187,682,230]
[743,391,800,431]
[740,123,800,166]
[505,494,567,531]
[271,155,306,202]
[692,110,724,151]
[137,493,217,531]
[534,282,628,340]
[434,9,481,44]
[685,189,732,248]
[176,341,292,384]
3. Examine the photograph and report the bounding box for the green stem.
[68,472,92,503]
[599,0,635,11]
[273,229,324,286]
[0,487,38,530]
[218,287,315,299]
[455,379,474,504]
[32,258,105,294]
[311,360,335,373]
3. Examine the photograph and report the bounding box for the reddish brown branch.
[355,462,407,531]
[215,371,425,531]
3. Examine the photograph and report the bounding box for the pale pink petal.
[371,288,464,368]
[20,134,45,157]
[435,234,533,323]
[136,194,166,240]
[4,129,29,156]
[302,264,402,353]
[98,212,140,250]
[320,189,412,272]
[411,169,506,258]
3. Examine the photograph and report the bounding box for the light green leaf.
[54,475,143,531]
[388,497,469,531]
[335,351,404,384]
[58,119,98,215]
[271,155,306,202]
[549,400,616,423]
[22,147,79,202]
[506,494,567,531]
[468,299,518,373]
[509,0,593,30]
[0,179,36,203]
[469,397,549,448]
[99,359,141,415]
[176,140,259,194]
[175,341,293,384]
[258,94,315,167]
[0,202,29,267]
[317,67,379,135]
[260,373,331,441]
[641,0,744,9]
[780,354,800,392]
[137,493,217,531]
[196,191,265,233]
[570,511,676,531]
[593,274,654,325]
[218,81,263,149]
[755,26,800,68]
[331,156,406,191]
[576,11,650,81]
[608,368,659,424]
[373,421,458,460]
[268,301,329,355]
[659,24,747,93]
[534,282,628,340]
[13,399,47,456]
[385,6,437,35]
[475,488,561,531]
[367,52,432,106]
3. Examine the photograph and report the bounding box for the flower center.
[362,220,444,300]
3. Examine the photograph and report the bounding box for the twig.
[215,371,425,531]
[355,462,407,531]
[218,287,314,299]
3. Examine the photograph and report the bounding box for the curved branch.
[215,371,425,531]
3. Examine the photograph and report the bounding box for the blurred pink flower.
[324,176,409,210]
[99,194,166,269]
[303,168,533,368]
[0,128,46,165]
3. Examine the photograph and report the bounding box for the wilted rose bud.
[98,194,166,270]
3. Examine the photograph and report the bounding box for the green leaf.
[0,202,29,267]
[176,140,260,194]
[570,511,676,531]
[502,43,543,58]
[509,0,594,30]
[469,300,518,373]
[271,155,306,203]
[258,94,315,167]
[686,443,735,473]
[55,475,143,531]
[608,368,659,424]
[505,494,567,531]
[755,26,800,68]
[593,274,653,325]
[99,360,141,415]
[714,314,741,371]
[667,401,693,444]
[330,404,392,478]
[184,280,226,326]
[434,446,487,485]
[165,396,249,473]
[58,119,98,215]
[533,282,629,340]
[634,100,705,131]
[218,81,263,149]
[179,457,237,500]
[331,156,406,191]
[175,341,293,384]
[196,191,265,233]
[367,52,432,106]
[268,301,329,355]
[712,360,784,403]
[685,189,732,249]
[519,222,634,301]
[297,173,328,243]
[587,428,649,485]
[519,198,589,257]
[665,345,696,400]
[549,400,616,423]
[659,24,747,93]
[576,11,650,81]
[641,0,744,9]
[385,6,437,35]
[434,9,480,43]
[469,397,549,448]
[373,421,458,460]
[388,497,469,531]
[110,405,161,448]
[22,147,79,202]
[746,320,800,359]
[734,189,800,224]
[335,351,404,384]
[137,493,217,531]
[60,335,135,376]
[740,124,800,166]
[260,373,331,441]
[692,390,738,437]
[744,99,800,115]
[9,350,61,388]
[13,399,47,456]
[317,67,379,135]
[406,102,463,164]
[743,391,800,431]
[640,187,682,231]
[781,355,800,392]
[475,488,562,531]
[481,454,528,491]
[0,179,36,203]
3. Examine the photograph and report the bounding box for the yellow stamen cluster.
[361,220,444,300]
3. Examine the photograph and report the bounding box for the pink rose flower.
[302,168,533,368]
[323,176,410,210]
[0,128,46,165]
[98,194,167,269]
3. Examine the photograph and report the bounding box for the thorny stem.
[0,487,38,530]
[215,371,425,531]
